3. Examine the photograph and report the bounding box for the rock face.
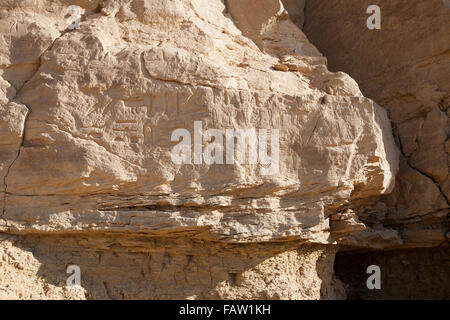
[0,0,398,241]
[302,0,450,247]
[0,233,346,299]
[0,0,446,300]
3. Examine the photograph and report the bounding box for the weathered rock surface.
[0,233,345,299]
[0,0,398,245]
[0,0,446,300]
[302,0,450,248]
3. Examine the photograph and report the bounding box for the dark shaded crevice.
[223,0,230,14]
[393,121,450,207]
[98,203,225,212]
[406,160,450,206]
[385,123,449,243]
[334,247,450,299]
[382,209,448,226]
[299,0,450,214]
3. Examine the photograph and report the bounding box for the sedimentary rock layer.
[2,0,447,300]
[302,0,450,247]
[0,233,345,299]
[0,0,398,246]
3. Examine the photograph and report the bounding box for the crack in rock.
[1,31,66,218]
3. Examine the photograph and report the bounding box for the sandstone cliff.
[0,0,448,299]
[303,0,450,249]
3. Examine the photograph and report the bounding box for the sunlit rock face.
[0,0,405,300]
[0,0,398,242]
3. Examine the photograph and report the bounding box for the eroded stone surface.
[0,0,426,300]
[0,0,398,245]
[0,233,345,300]
[302,0,450,247]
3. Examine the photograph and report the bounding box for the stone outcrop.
[0,233,346,299]
[0,0,398,242]
[0,0,447,299]
[302,0,450,248]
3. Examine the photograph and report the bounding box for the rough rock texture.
[0,233,345,299]
[0,0,446,300]
[0,0,398,243]
[302,0,450,248]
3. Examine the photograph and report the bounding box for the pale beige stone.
[0,233,345,300]
[4,0,439,300]
[0,0,399,246]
